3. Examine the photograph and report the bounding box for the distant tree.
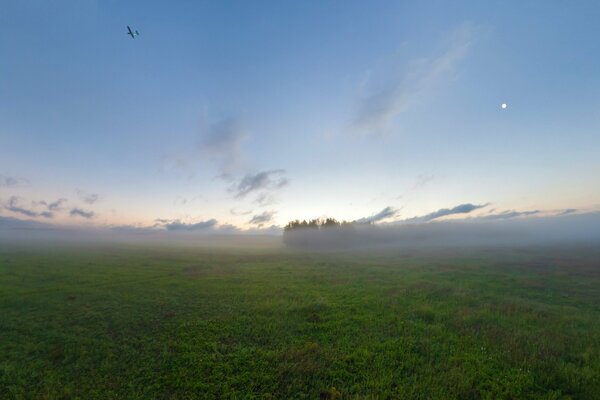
[308,219,320,229]
[322,218,340,228]
[282,216,358,249]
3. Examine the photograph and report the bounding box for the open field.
[1,244,599,399]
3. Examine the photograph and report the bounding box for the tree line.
[283,217,363,249]
[283,217,357,231]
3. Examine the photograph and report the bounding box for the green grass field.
[1,243,599,399]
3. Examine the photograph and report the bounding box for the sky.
[1,0,600,232]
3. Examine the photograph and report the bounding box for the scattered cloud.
[200,118,246,177]
[70,208,95,219]
[38,198,68,211]
[0,175,29,188]
[153,217,279,233]
[163,219,218,231]
[3,196,72,219]
[233,170,289,199]
[407,203,488,223]
[249,210,276,226]
[476,209,540,221]
[356,206,401,224]
[77,190,100,204]
[4,197,41,218]
[352,23,474,135]
[255,192,279,207]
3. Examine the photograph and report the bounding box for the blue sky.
[1,0,600,230]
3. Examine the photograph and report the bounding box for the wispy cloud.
[559,208,577,216]
[352,23,474,135]
[255,192,279,207]
[70,208,95,219]
[407,203,488,223]
[77,190,100,204]
[174,195,204,206]
[232,170,289,199]
[200,118,246,178]
[477,209,540,221]
[249,210,276,226]
[4,197,41,218]
[3,196,61,219]
[230,207,253,216]
[356,206,401,224]
[38,198,68,212]
[0,175,29,188]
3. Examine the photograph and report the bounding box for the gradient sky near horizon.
[1,0,600,230]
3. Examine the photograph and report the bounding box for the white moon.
[501,103,508,109]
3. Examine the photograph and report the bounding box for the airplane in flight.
[127,26,139,39]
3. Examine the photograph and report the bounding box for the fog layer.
[282,213,600,250]
[2,212,600,250]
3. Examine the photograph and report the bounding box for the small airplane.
[127,26,139,39]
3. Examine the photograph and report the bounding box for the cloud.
[77,190,100,204]
[230,207,253,216]
[255,192,278,207]
[70,208,95,219]
[559,208,577,216]
[352,23,474,135]
[152,218,251,234]
[164,219,218,231]
[356,206,401,224]
[38,198,68,211]
[233,170,289,199]
[4,197,40,218]
[477,209,540,221]
[3,196,72,219]
[174,195,204,206]
[249,210,276,226]
[0,175,29,188]
[200,118,246,177]
[407,203,488,223]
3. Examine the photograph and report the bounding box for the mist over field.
[2,212,600,250]
[283,212,600,250]
[3,1,600,398]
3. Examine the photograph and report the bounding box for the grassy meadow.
[1,243,599,399]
